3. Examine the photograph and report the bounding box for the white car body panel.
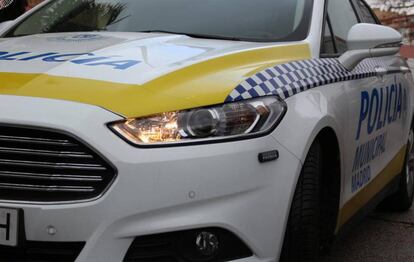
[0,95,303,261]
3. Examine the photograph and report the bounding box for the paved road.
[322,208,414,262]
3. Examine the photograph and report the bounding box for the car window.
[354,0,378,24]
[6,0,314,42]
[327,0,359,54]
[321,18,336,55]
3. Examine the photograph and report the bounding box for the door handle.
[400,66,411,75]
[385,66,411,75]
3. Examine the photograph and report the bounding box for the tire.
[280,141,322,262]
[380,127,414,212]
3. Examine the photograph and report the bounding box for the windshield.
[5,0,313,42]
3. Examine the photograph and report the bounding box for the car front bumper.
[0,95,302,262]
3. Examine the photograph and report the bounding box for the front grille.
[0,241,85,262]
[0,125,116,202]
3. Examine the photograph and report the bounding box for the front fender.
[271,84,347,169]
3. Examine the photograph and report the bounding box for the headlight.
[109,96,286,147]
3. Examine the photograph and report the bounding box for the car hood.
[0,32,311,117]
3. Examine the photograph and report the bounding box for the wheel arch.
[315,127,342,246]
[274,114,344,247]
[278,125,342,259]
[273,88,347,254]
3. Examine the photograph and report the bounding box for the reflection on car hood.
[0,32,311,117]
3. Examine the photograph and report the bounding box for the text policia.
[0,50,141,70]
[352,78,408,193]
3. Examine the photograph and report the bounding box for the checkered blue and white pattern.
[225,58,389,102]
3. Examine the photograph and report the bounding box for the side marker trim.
[258,150,279,163]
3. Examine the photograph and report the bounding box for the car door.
[321,0,411,219]
[352,0,412,171]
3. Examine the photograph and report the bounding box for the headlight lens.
[109,96,286,146]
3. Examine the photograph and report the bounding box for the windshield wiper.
[138,30,245,41]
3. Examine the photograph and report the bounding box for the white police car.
[0,0,413,261]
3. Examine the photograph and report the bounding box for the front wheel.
[280,141,322,262]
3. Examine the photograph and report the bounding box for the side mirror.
[0,20,14,34]
[339,23,402,70]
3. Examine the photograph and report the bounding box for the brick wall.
[374,9,414,45]
[25,0,43,11]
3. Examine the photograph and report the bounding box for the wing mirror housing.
[0,20,14,34]
[339,23,402,70]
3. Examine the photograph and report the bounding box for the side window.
[327,0,359,54]
[354,0,378,24]
[321,17,336,55]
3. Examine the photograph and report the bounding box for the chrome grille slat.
[0,134,77,146]
[0,171,103,182]
[0,146,93,158]
[0,125,116,203]
[0,159,106,171]
[0,183,95,192]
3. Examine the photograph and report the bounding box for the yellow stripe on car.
[0,44,311,118]
[336,145,407,232]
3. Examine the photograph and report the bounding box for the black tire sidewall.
[280,141,322,262]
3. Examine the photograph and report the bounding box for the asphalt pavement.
[322,208,414,262]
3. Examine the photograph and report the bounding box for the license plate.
[0,208,19,247]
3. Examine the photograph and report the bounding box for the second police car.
[0,0,413,261]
